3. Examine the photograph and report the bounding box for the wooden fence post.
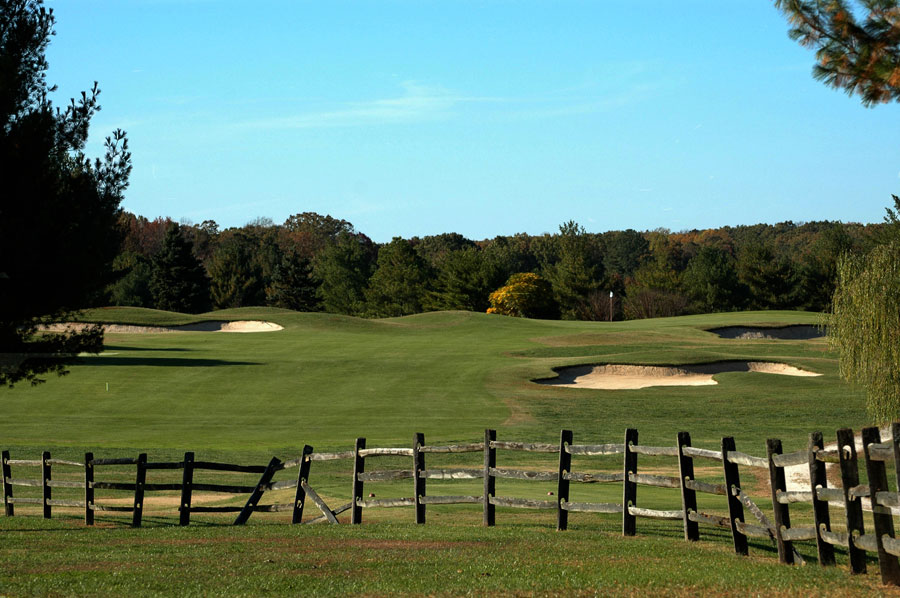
[893,422,900,492]
[292,445,313,524]
[41,451,51,519]
[351,438,366,525]
[836,427,866,574]
[766,438,793,564]
[132,453,147,528]
[179,452,194,526]
[862,426,900,585]
[483,429,496,527]
[414,433,426,525]
[808,431,835,567]
[84,452,94,526]
[234,456,282,526]
[721,437,747,556]
[1,450,12,516]
[677,431,699,542]
[556,429,572,531]
[623,428,638,536]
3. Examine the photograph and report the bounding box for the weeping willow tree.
[775,3,900,422]
[830,242,900,423]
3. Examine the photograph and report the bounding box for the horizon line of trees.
[102,211,882,321]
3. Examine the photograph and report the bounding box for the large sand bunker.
[41,321,283,334]
[538,361,821,390]
[708,325,824,340]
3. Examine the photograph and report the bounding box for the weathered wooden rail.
[5,423,900,587]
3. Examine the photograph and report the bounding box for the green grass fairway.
[1,307,862,453]
[1,308,884,597]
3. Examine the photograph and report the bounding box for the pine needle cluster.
[775,0,900,106]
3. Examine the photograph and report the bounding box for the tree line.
[103,212,882,320]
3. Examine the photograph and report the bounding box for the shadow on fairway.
[103,345,192,353]
[76,356,260,367]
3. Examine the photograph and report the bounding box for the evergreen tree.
[796,222,854,311]
[108,251,153,307]
[266,250,318,311]
[365,237,430,317]
[736,243,795,309]
[312,232,376,315]
[1,0,131,386]
[682,246,746,313]
[424,247,499,312]
[544,221,602,319]
[602,229,649,279]
[775,0,900,106]
[150,224,210,313]
[207,230,265,309]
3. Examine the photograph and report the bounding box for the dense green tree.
[736,243,795,309]
[623,261,689,320]
[0,0,131,386]
[312,232,376,315]
[796,222,855,311]
[207,230,265,309]
[413,232,476,268]
[424,247,499,312]
[107,251,153,307]
[543,221,602,320]
[775,0,900,106]
[683,246,745,313]
[481,234,541,281]
[150,224,211,313]
[366,238,431,317]
[602,229,649,279]
[266,250,318,312]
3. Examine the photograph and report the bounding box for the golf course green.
[3,307,891,597]
[1,307,862,454]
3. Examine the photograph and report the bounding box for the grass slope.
[2,307,859,452]
[1,307,884,597]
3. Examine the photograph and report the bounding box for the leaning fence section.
[1,447,322,527]
[5,422,900,587]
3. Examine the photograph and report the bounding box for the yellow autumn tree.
[487,273,558,319]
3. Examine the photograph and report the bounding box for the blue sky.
[45,0,900,242]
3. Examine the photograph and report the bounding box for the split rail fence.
[5,424,900,586]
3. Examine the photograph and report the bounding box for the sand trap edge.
[536,361,821,390]
[707,325,825,340]
[40,321,284,334]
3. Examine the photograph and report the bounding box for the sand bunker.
[41,321,283,334]
[538,361,821,390]
[709,325,824,340]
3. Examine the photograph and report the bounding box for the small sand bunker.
[538,361,821,390]
[41,321,283,334]
[709,325,824,340]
